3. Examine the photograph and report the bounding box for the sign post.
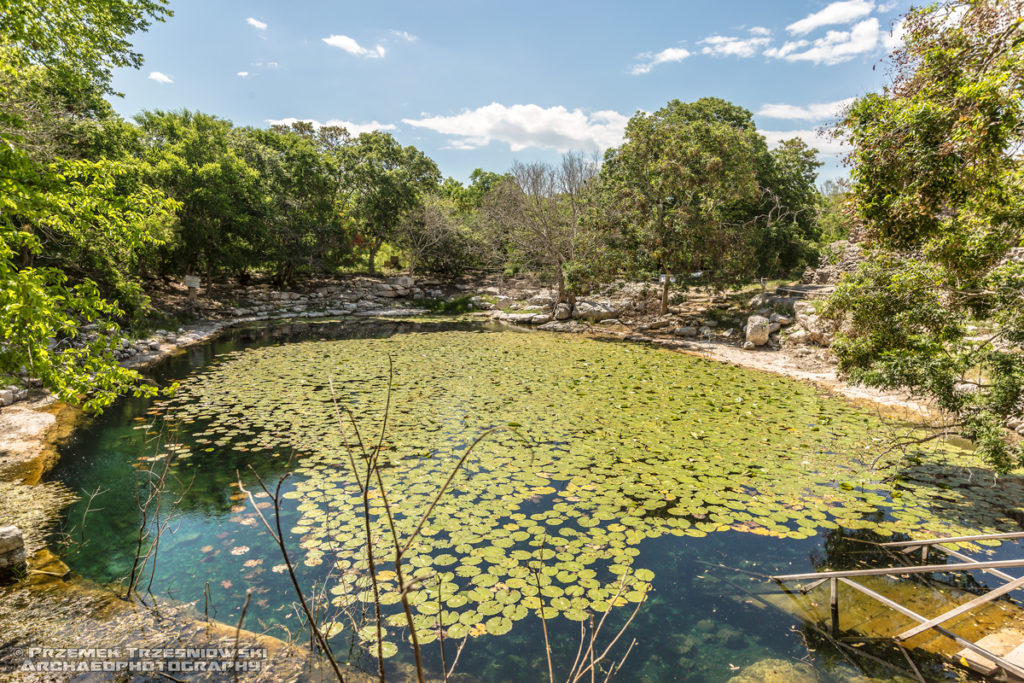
[184,275,201,302]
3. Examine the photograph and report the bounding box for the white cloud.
[322,35,386,58]
[764,40,810,59]
[762,129,851,156]
[699,33,771,58]
[770,18,880,64]
[787,0,875,35]
[750,26,771,36]
[266,118,396,135]
[757,97,856,120]
[237,71,249,78]
[246,17,267,31]
[402,103,628,153]
[148,71,173,84]
[631,47,691,75]
[391,30,417,42]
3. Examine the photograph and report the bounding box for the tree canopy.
[826,0,1024,471]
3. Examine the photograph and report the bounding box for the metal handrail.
[880,531,1024,547]
[772,558,1024,582]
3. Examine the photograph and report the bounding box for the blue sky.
[111,0,911,185]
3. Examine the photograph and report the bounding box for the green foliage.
[413,294,475,314]
[827,0,1024,472]
[338,131,441,274]
[599,98,761,311]
[1,0,171,94]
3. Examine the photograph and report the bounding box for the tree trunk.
[367,241,379,276]
[660,274,670,315]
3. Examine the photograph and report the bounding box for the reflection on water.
[48,318,1019,681]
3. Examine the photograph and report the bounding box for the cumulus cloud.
[762,129,851,156]
[402,103,628,152]
[266,118,396,135]
[246,17,267,31]
[699,32,771,58]
[631,47,691,75]
[786,0,875,35]
[769,18,880,64]
[148,71,173,84]
[322,35,386,58]
[749,26,771,36]
[237,71,249,77]
[757,97,856,120]
[391,30,417,42]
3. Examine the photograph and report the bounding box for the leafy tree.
[754,138,824,276]
[338,131,440,274]
[239,122,351,284]
[0,0,177,410]
[133,110,264,277]
[816,178,854,244]
[825,0,1024,472]
[599,100,760,313]
[0,0,171,94]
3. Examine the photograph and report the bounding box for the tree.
[0,2,177,411]
[825,0,1024,472]
[482,152,602,310]
[599,100,760,313]
[338,132,440,275]
[0,0,172,94]
[240,122,351,284]
[753,138,824,276]
[133,110,264,277]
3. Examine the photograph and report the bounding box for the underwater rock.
[727,658,816,683]
[745,316,771,347]
[25,548,69,585]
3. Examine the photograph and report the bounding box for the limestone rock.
[0,526,26,577]
[554,303,572,320]
[673,326,698,338]
[744,315,771,347]
[572,300,619,322]
[794,301,836,346]
[537,320,590,333]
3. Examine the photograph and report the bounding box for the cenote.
[47,318,1024,682]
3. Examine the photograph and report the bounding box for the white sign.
[184,275,201,289]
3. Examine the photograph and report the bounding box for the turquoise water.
[47,319,1009,681]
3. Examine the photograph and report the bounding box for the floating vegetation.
[134,328,1024,657]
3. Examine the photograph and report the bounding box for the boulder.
[572,300,620,322]
[673,326,698,338]
[794,301,836,346]
[0,390,14,406]
[0,526,26,577]
[538,320,590,333]
[554,303,572,320]
[744,315,771,347]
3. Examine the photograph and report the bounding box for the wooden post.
[830,577,839,637]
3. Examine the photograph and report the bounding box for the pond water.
[48,318,1024,682]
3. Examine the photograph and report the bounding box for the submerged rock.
[727,658,817,683]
